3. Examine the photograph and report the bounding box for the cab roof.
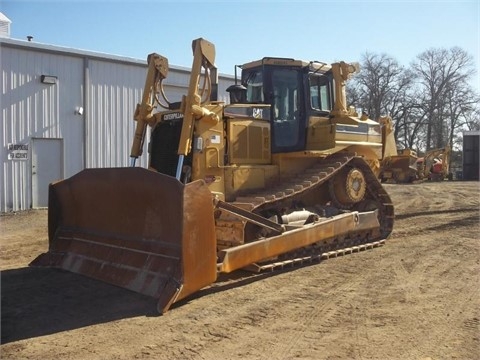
[241,57,332,73]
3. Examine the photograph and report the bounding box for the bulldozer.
[30,38,396,313]
[379,148,419,183]
[415,146,452,181]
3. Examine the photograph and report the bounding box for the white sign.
[7,143,29,160]
[210,135,221,144]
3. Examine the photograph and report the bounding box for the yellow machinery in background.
[416,146,452,181]
[379,148,419,183]
[31,38,397,313]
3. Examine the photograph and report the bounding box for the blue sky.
[1,0,479,90]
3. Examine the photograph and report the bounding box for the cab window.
[271,68,299,147]
[244,70,264,103]
[309,75,331,112]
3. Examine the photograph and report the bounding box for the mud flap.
[30,168,217,313]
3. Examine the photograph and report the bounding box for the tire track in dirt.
[386,204,479,359]
[266,271,359,360]
[404,240,477,357]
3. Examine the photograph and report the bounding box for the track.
[218,153,394,270]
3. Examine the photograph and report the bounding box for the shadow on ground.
[1,267,157,343]
[2,258,330,343]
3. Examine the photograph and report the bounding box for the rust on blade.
[30,168,217,313]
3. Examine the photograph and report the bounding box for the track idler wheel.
[329,167,366,209]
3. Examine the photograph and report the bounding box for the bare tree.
[347,52,417,149]
[347,47,478,153]
[411,47,476,150]
[462,105,480,131]
[350,53,412,121]
[443,81,479,149]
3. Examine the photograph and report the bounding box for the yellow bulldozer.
[379,148,419,183]
[31,38,397,313]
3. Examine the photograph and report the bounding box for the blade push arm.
[331,61,359,117]
[175,38,219,179]
[130,53,169,166]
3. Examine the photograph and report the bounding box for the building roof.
[0,36,234,79]
[0,36,149,66]
[0,12,12,23]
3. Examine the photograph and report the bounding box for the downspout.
[83,57,89,169]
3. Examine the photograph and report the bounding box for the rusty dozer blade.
[29,168,217,313]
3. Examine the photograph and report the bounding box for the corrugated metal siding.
[1,46,83,211]
[164,69,233,104]
[85,63,232,169]
[1,38,234,212]
[86,60,147,168]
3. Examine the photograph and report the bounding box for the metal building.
[462,131,479,181]
[1,37,234,212]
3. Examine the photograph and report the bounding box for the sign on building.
[7,143,29,160]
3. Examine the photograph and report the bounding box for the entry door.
[32,138,63,208]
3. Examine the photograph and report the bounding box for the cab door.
[267,68,306,153]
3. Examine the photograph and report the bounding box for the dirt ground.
[1,181,479,360]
